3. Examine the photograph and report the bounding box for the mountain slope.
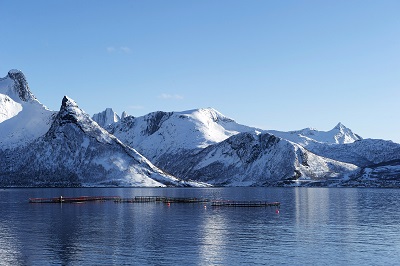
[344,160,400,187]
[0,96,205,187]
[163,131,358,186]
[305,139,400,167]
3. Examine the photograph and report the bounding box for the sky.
[1,0,399,143]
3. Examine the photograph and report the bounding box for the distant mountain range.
[1,70,399,187]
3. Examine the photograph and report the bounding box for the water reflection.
[0,222,22,265]
[294,187,330,225]
[198,209,227,265]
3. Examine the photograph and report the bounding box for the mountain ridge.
[1,69,399,187]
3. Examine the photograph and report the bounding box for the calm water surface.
[0,187,399,265]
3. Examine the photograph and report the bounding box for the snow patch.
[0,94,22,122]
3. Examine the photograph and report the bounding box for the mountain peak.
[329,122,362,143]
[92,108,120,128]
[179,107,235,124]
[6,69,36,102]
[8,69,24,75]
[46,96,118,145]
[61,95,78,108]
[334,122,346,131]
[57,96,82,125]
[121,111,128,119]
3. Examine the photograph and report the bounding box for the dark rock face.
[7,70,36,102]
[143,111,172,135]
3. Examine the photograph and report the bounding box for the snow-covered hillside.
[147,131,358,186]
[0,70,55,149]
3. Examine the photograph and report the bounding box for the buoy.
[204,205,207,209]
[275,209,280,214]
[167,202,171,206]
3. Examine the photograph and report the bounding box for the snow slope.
[0,94,22,123]
[0,70,55,149]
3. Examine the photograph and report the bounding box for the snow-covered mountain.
[0,70,206,187]
[268,122,362,146]
[105,107,399,187]
[0,95,205,187]
[0,70,55,149]
[1,69,399,187]
[267,123,400,186]
[108,108,257,161]
[105,109,363,186]
[92,108,121,127]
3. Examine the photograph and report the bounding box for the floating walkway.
[29,196,280,209]
[211,201,280,208]
[29,196,121,203]
[115,196,209,204]
[115,196,165,203]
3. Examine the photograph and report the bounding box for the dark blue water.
[0,187,399,265]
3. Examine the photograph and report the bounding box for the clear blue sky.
[1,1,399,143]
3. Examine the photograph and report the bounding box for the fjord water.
[1,188,399,265]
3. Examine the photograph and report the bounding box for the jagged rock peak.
[121,111,128,119]
[57,96,82,124]
[61,95,78,109]
[6,69,36,102]
[92,108,120,128]
[57,96,93,127]
[45,95,117,146]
